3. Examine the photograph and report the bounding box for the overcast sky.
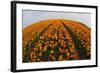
[22,10,91,28]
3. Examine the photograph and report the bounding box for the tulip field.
[22,19,91,63]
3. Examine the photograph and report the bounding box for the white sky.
[22,10,91,28]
